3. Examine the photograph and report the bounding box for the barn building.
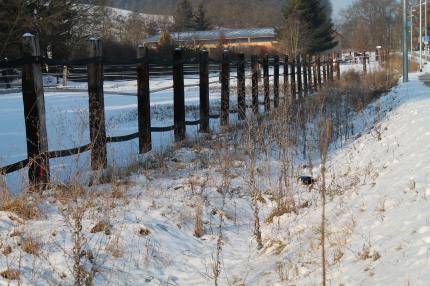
[144,27,277,48]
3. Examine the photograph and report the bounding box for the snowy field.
[0,61,375,192]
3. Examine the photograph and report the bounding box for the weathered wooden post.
[274,55,280,108]
[303,56,308,96]
[88,37,107,170]
[297,55,303,97]
[173,48,186,141]
[251,55,259,114]
[330,57,335,81]
[137,45,151,153]
[363,51,367,74]
[336,58,341,80]
[199,49,210,132]
[221,50,230,125]
[327,56,332,82]
[237,53,246,120]
[290,58,296,98]
[283,55,289,97]
[317,57,322,88]
[22,33,50,187]
[307,55,312,92]
[312,56,318,91]
[263,54,270,111]
[322,56,327,83]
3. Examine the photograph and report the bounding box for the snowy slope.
[1,63,429,285]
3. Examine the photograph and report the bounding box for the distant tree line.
[278,0,337,56]
[0,0,339,61]
[338,0,401,52]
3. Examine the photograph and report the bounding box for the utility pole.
[425,0,428,62]
[420,0,423,71]
[404,0,409,82]
[411,7,414,55]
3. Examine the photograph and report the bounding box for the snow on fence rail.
[0,33,359,188]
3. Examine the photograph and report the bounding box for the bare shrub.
[194,203,203,238]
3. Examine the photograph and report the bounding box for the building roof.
[145,27,276,43]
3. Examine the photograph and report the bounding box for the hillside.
[81,0,286,28]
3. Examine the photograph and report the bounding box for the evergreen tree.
[174,0,194,32]
[0,0,83,59]
[193,3,211,31]
[280,0,337,55]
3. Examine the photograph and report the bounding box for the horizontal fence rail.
[0,33,355,188]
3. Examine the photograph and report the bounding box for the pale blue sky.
[332,0,354,19]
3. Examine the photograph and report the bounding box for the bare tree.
[339,0,401,51]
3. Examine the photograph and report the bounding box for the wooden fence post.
[313,56,318,91]
[330,57,335,81]
[274,55,280,108]
[173,48,186,141]
[303,55,308,96]
[137,45,151,153]
[297,55,302,97]
[291,58,296,98]
[22,33,50,187]
[307,55,313,91]
[283,55,289,97]
[363,51,367,74]
[317,57,322,88]
[88,37,107,170]
[199,49,210,132]
[251,55,259,114]
[263,54,270,111]
[336,58,341,80]
[221,50,230,125]
[323,56,327,83]
[237,53,246,120]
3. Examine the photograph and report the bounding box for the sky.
[331,0,354,20]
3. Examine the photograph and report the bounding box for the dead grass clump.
[265,199,296,224]
[0,191,40,220]
[21,236,40,255]
[359,244,381,261]
[0,269,20,280]
[106,235,123,258]
[1,245,12,256]
[90,221,111,235]
[53,183,86,204]
[138,227,151,236]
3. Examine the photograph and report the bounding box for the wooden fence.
[0,33,345,188]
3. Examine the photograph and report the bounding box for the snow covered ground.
[1,60,429,285]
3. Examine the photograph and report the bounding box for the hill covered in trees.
[85,0,332,29]
[86,0,286,28]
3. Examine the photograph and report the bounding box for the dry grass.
[21,236,40,256]
[194,204,203,238]
[90,221,111,234]
[383,54,419,73]
[358,244,381,261]
[0,189,40,220]
[1,245,12,256]
[0,269,20,280]
[106,234,123,258]
[265,199,296,224]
